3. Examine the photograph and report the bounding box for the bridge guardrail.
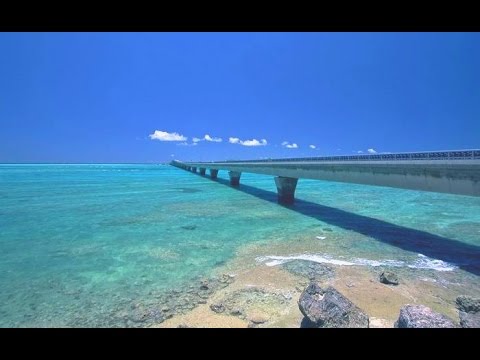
[200,149,480,164]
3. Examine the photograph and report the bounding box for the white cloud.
[367,148,377,154]
[204,134,222,142]
[357,150,363,154]
[149,130,187,141]
[242,138,267,146]
[229,137,267,146]
[192,134,223,143]
[282,141,298,149]
[309,145,316,149]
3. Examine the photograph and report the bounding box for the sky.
[0,32,479,163]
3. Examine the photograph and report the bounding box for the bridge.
[170,149,480,204]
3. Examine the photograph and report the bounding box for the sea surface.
[1,164,479,327]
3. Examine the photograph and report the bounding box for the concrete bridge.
[170,149,480,204]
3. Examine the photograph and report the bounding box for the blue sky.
[1,32,479,163]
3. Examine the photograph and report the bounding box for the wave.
[255,253,457,272]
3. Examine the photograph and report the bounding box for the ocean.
[1,163,479,327]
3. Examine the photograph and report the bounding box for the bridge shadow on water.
[204,175,480,276]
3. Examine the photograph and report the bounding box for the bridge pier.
[209,169,219,179]
[274,176,298,204]
[192,167,197,173]
[228,171,242,186]
[199,168,206,176]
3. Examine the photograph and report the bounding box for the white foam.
[256,254,355,267]
[316,236,326,240]
[407,253,457,272]
[256,253,456,272]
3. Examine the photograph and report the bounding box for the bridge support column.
[228,171,242,186]
[192,167,197,173]
[209,169,218,179]
[199,167,206,175]
[274,176,298,204]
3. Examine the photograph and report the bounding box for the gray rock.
[229,309,243,316]
[459,311,480,328]
[394,304,456,328]
[456,295,480,313]
[379,271,399,285]
[200,280,209,290]
[210,303,225,313]
[456,295,480,328]
[282,260,334,282]
[298,283,369,328]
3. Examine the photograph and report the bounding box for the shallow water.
[0,164,479,327]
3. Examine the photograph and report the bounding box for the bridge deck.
[171,149,480,197]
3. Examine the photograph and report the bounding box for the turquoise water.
[1,164,479,327]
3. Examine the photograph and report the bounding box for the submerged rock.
[200,280,209,290]
[298,283,369,328]
[229,309,243,317]
[394,304,456,328]
[210,303,225,314]
[456,295,480,328]
[219,273,235,284]
[379,271,399,285]
[181,225,197,230]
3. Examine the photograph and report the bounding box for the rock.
[129,310,149,323]
[197,291,210,299]
[200,280,209,290]
[177,324,190,328]
[459,311,480,328]
[379,271,399,285]
[229,309,243,317]
[394,304,456,328]
[248,313,268,324]
[210,303,225,313]
[281,260,334,282]
[298,283,369,328]
[220,274,235,284]
[161,307,170,312]
[181,225,197,230]
[456,295,480,313]
[456,296,480,328]
[300,317,317,328]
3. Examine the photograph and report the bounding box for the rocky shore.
[151,255,479,328]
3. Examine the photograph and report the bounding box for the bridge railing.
[196,149,480,164]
